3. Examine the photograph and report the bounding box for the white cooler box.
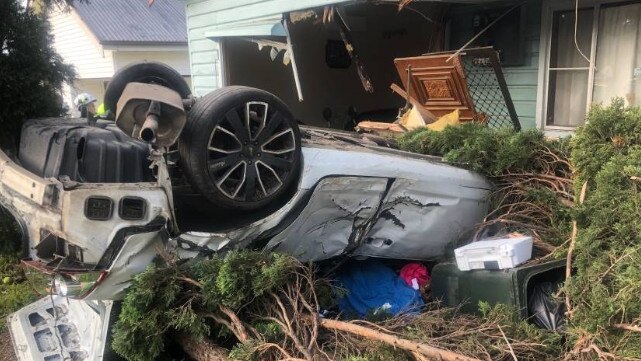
[454,236,533,271]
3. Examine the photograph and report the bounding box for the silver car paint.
[265,176,389,261]
[0,150,172,266]
[85,230,167,300]
[3,127,491,360]
[8,296,113,361]
[0,127,491,294]
[174,131,491,260]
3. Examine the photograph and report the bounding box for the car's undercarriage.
[1,62,491,360]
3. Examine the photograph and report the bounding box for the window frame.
[537,0,633,132]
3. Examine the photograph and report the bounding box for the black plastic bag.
[528,281,566,331]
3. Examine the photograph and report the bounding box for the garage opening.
[219,2,449,129]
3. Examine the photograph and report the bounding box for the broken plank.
[390,83,437,122]
[356,121,406,137]
[334,7,374,93]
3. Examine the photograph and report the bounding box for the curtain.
[548,9,593,127]
[593,3,641,107]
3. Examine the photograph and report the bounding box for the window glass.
[593,3,641,107]
[547,71,589,126]
[549,9,594,69]
[547,8,593,126]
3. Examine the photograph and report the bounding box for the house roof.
[73,0,187,46]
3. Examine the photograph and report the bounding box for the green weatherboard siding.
[185,0,543,129]
[185,0,349,96]
[449,0,542,130]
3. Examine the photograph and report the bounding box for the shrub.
[567,100,641,357]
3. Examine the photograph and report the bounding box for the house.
[49,0,191,115]
[183,0,641,136]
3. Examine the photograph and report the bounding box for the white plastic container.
[454,236,533,271]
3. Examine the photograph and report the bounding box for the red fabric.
[400,263,431,288]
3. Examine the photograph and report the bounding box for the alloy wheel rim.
[206,101,297,202]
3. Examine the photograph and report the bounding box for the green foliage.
[478,302,565,359]
[572,98,641,192]
[567,100,641,357]
[0,207,47,328]
[399,123,573,247]
[0,0,75,143]
[228,339,265,361]
[400,123,569,177]
[340,302,564,361]
[186,251,296,310]
[0,254,49,328]
[111,264,209,361]
[520,187,574,247]
[342,344,413,361]
[252,321,283,342]
[112,251,297,361]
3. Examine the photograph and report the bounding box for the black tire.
[103,62,191,118]
[179,86,302,211]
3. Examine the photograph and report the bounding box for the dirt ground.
[0,330,15,361]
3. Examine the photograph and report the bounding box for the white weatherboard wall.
[49,7,115,79]
[50,7,115,112]
[50,7,192,113]
[185,0,349,96]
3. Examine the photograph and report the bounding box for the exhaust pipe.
[116,83,187,148]
[140,114,158,143]
[139,100,160,143]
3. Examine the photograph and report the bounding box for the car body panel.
[2,122,492,360]
[57,184,171,264]
[299,127,490,191]
[0,149,172,267]
[354,178,488,259]
[8,296,113,361]
[265,176,389,261]
[265,174,489,262]
[171,142,491,261]
[0,124,491,279]
[86,228,167,300]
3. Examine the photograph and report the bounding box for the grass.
[0,212,48,328]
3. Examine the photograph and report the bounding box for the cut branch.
[316,317,482,361]
[613,323,641,333]
[566,181,588,317]
[175,333,229,361]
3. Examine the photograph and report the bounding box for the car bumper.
[0,149,173,267]
[8,296,114,361]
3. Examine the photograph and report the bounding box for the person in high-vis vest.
[74,93,108,125]
[74,93,97,117]
[95,103,107,117]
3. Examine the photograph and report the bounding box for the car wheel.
[103,62,192,118]
[179,86,302,211]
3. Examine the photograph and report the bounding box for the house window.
[544,1,641,128]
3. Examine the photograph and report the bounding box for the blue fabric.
[336,260,424,319]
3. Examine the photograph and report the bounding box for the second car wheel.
[103,61,192,118]
[179,86,302,211]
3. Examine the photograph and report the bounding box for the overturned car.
[2,63,491,360]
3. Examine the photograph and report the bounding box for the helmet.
[74,93,97,110]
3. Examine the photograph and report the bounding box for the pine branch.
[314,317,482,361]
